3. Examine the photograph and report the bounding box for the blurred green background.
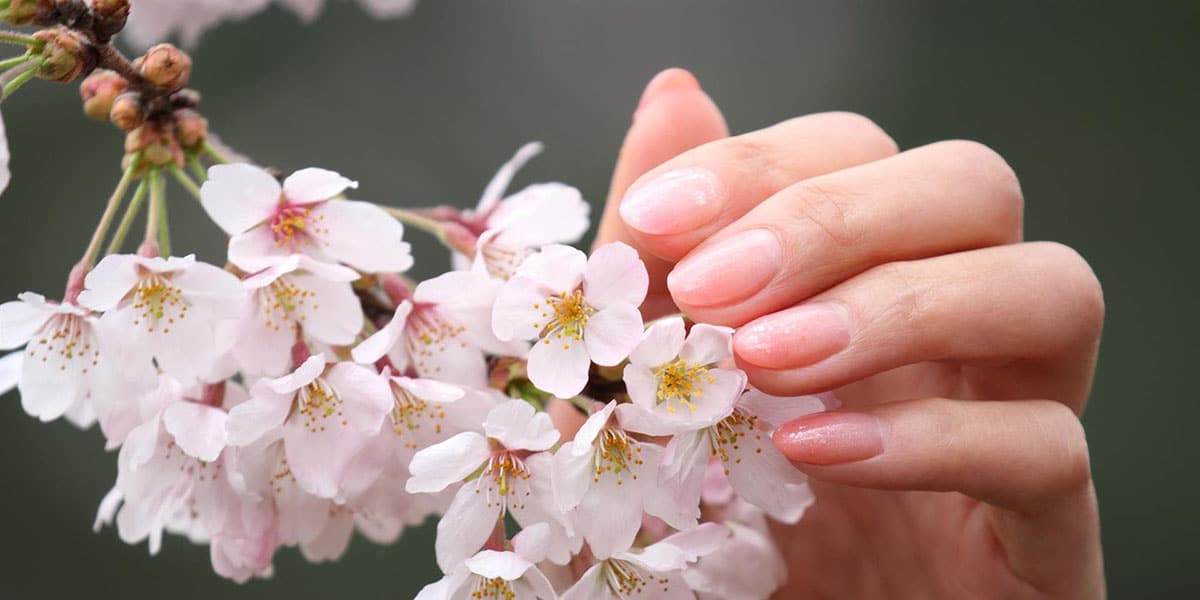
[1,1,1196,597]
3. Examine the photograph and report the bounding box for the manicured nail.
[773,412,885,465]
[667,229,783,307]
[620,167,723,235]
[734,303,852,369]
[636,68,700,114]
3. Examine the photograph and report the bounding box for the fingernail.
[773,412,885,465]
[636,68,700,114]
[620,167,723,235]
[734,303,852,369]
[667,229,783,307]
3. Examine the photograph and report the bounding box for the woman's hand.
[593,69,1106,598]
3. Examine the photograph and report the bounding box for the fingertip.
[636,67,702,114]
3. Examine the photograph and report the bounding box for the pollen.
[654,358,714,413]
[404,305,468,376]
[592,429,643,484]
[293,377,345,433]
[269,204,329,249]
[258,275,314,332]
[24,313,100,375]
[709,409,760,467]
[535,289,594,345]
[131,273,188,333]
[470,575,517,599]
[475,451,532,514]
[389,383,447,450]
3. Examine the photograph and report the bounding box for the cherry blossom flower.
[617,317,746,436]
[493,243,648,399]
[200,164,413,274]
[353,269,521,387]
[417,549,557,600]
[225,355,392,498]
[76,254,245,384]
[562,523,729,600]
[658,390,830,526]
[235,254,364,376]
[685,501,788,600]
[0,292,107,423]
[551,401,679,559]
[406,399,568,572]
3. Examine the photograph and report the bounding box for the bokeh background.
[1,1,1195,597]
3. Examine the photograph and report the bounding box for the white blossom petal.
[406,431,490,494]
[282,168,357,205]
[583,242,648,310]
[0,295,51,349]
[679,323,735,366]
[435,481,502,573]
[476,141,543,214]
[584,304,643,366]
[200,164,281,235]
[511,244,587,293]
[351,300,411,364]
[526,336,590,399]
[308,200,413,273]
[484,400,559,452]
[163,402,228,462]
[628,317,686,368]
[77,254,140,311]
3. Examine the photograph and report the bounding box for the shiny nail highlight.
[773,412,885,465]
[667,228,783,307]
[734,302,852,369]
[620,167,723,235]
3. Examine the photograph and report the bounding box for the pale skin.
[566,68,1106,598]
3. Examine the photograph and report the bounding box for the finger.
[593,68,730,319]
[773,398,1104,596]
[617,111,898,261]
[733,242,1104,411]
[668,140,1025,325]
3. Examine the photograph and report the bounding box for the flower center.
[405,304,467,375]
[293,378,346,432]
[389,384,446,449]
[131,273,188,334]
[592,429,643,485]
[27,313,99,373]
[533,289,594,348]
[269,204,327,249]
[603,558,670,596]
[654,358,714,413]
[476,451,532,513]
[708,409,764,475]
[471,575,517,600]
[257,275,315,333]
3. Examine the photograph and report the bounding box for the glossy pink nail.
[773,412,885,465]
[620,167,723,235]
[667,228,783,307]
[734,303,851,369]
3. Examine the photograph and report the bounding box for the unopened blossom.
[406,399,568,572]
[235,254,364,376]
[493,243,648,398]
[659,390,830,525]
[417,549,557,600]
[77,254,245,384]
[617,317,747,436]
[225,355,392,498]
[353,269,521,387]
[552,401,678,559]
[562,523,729,600]
[200,164,413,274]
[455,142,590,279]
[0,292,106,423]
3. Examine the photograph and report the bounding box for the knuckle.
[869,262,937,350]
[784,180,864,251]
[818,111,900,156]
[932,139,1024,234]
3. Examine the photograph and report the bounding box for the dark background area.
[1,1,1196,597]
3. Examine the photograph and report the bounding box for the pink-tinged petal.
[511,522,554,564]
[483,399,559,451]
[0,351,20,395]
[651,522,730,563]
[289,271,363,346]
[491,278,547,342]
[294,255,360,282]
[551,441,592,513]
[518,565,558,600]
[78,254,140,311]
[465,549,534,581]
[628,317,685,368]
[406,431,490,493]
[308,200,413,273]
[435,482,503,573]
[233,298,294,376]
[701,459,735,506]
[679,369,745,430]
[266,355,326,394]
[613,403,668,437]
[679,323,735,366]
[323,362,391,431]
[283,418,369,498]
[351,300,411,364]
[228,226,291,273]
[93,486,122,533]
[476,141,543,214]
[147,308,219,384]
[490,182,590,248]
[413,570,466,600]
[574,464,645,559]
[393,376,464,404]
[241,255,302,289]
[585,304,642,366]
[163,402,228,462]
[0,295,51,349]
[411,334,489,389]
[200,164,281,235]
[561,564,609,600]
[274,472,331,545]
[18,338,89,422]
[299,509,354,563]
[651,431,707,530]
[737,389,830,430]
[526,335,590,399]
[172,261,246,319]
[571,401,616,453]
[725,424,814,524]
[620,364,660,412]
[121,417,162,472]
[226,392,291,446]
[414,269,500,310]
[282,168,357,204]
[583,242,648,310]
[684,520,787,600]
[512,244,587,293]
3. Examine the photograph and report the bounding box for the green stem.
[0,54,29,71]
[2,61,39,99]
[107,178,149,254]
[201,141,230,164]
[0,31,42,47]
[188,155,207,181]
[168,166,202,200]
[81,160,139,268]
[383,206,446,240]
[145,170,170,255]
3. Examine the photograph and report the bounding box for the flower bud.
[173,108,208,149]
[33,27,95,83]
[109,91,143,130]
[126,123,184,168]
[89,0,130,41]
[4,0,40,25]
[170,88,201,109]
[79,69,127,121]
[139,44,191,91]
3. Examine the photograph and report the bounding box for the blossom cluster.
[0,2,835,598]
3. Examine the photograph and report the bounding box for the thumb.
[594,68,729,319]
